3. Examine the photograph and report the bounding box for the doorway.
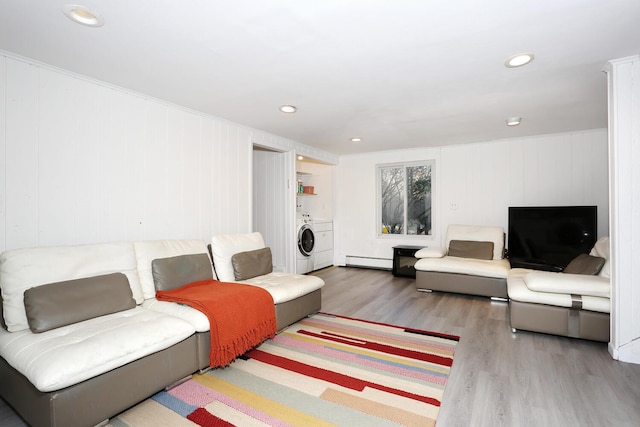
[252,145,294,272]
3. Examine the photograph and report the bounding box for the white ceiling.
[1,1,639,155]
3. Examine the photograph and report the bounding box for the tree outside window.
[378,161,433,236]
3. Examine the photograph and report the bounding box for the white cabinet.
[313,220,333,270]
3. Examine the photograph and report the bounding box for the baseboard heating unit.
[344,255,392,270]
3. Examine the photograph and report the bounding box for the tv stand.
[509,259,564,272]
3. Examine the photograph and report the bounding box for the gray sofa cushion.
[448,240,494,260]
[23,273,135,333]
[151,253,214,292]
[563,253,605,275]
[231,247,273,280]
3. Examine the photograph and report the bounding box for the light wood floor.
[2,266,640,426]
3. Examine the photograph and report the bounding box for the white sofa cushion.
[237,272,325,304]
[414,256,510,279]
[142,298,211,332]
[210,232,266,282]
[134,240,214,300]
[507,268,610,313]
[0,242,143,333]
[415,247,447,258]
[445,224,505,260]
[0,307,195,392]
[524,271,610,298]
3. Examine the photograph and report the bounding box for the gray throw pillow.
[23,273,135,333]
[231,247,273,280]
[448,240,494,260]
[151,253,214,291]
[563,253,605,275]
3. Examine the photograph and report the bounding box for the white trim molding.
[605,54,640,364]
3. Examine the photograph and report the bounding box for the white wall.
[0,51,611,276]
[336,129,609,268]
[0,53,336,253]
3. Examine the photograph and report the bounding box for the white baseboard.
[609,338,640,365]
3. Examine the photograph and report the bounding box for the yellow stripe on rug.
[321,387,436,427]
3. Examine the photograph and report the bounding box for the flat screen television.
[508,206,597,271]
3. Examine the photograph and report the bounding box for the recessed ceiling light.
[279,105,297,114]
[350,137,363,143]
[62,5,104,27]
[505,53,534,68]
[297,155,304,160]
[506,117,522,126]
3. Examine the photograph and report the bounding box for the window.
[378,161,434,236]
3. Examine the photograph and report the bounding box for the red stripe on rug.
[298,329,454,367]
[317,312,460,341]
[187,407,235,427]
[246,349,441,407]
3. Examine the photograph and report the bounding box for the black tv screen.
[508,206,597,271]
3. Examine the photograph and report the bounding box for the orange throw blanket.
[156,280,276,367]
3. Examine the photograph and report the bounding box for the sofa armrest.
[414,247,447,259]
[523,271,610,298]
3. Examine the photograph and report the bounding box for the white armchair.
[414,224,510,299]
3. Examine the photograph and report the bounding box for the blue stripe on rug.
[151,390,198,417]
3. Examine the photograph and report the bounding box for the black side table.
[392,245,425,278]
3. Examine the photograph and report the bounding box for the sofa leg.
[416,288,432,293]
[165,374,192,390]
[511,327,517,333]
[491,296,508,302]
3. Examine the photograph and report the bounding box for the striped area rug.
[109,313,459,427]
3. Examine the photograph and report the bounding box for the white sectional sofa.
[0,236,324,427]
[507,236,610,342]
[414,224,510,299]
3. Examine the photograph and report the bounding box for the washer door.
[298,225,315,256]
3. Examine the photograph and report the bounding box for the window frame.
[376,159,435,238]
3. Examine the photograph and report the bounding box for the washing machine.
[296,212,315,274]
